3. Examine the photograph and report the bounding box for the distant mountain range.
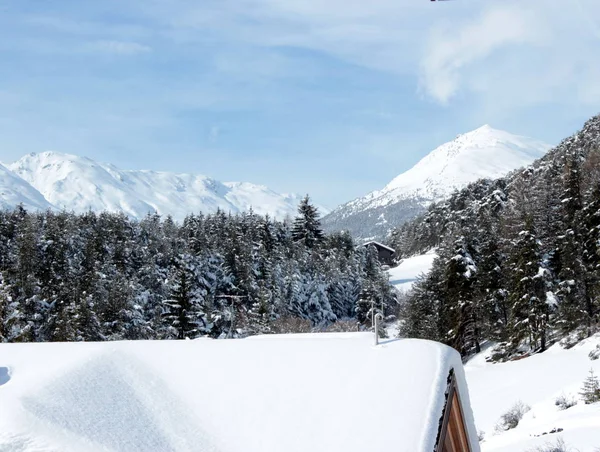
[0,152,323,221]
[322,125,551,240]
[0,126,549,229]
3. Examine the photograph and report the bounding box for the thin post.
[374,313,383,346]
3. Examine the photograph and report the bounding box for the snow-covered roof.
[363,240,396,253]
[0,333,479,452]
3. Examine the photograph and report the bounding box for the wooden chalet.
[363,240,396,265]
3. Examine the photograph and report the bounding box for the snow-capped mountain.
[323,125,551,240]
[2,152,316,221]
[0,162,54,212]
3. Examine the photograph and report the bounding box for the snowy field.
[388,250,437,292]
[1,332,599,451]
[467,334,600,451]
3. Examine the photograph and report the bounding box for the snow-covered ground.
[1,333,599,451]
[0,334,478,452]
[388,250,437,292]
[466,334,600,451]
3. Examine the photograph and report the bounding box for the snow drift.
[0,334,479,452]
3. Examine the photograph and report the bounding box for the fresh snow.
[2,152,325,221]
[0,163,54,212]
[0,334,479,452]
[323,126,550,239]
[388,250,437,292]
[352,125,550,210]
[2,333,599,451]
[465,334,600,451]
[380,125,549,205]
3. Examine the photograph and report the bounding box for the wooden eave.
[434,369,473,452]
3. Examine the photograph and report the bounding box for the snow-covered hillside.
[1,152,317,220]
[388,250,437,293]
[367,125,549,207]
[0,163,54,212]
[323,126,550,240]
[466,334,600,451]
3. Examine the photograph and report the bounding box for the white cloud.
[419,6,545,104]
[86,40,152,55]
[419,0,600,106]
[156,0,428,74]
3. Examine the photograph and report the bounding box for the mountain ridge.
[1,151,321,220]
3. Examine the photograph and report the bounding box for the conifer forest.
[0,197,394,342]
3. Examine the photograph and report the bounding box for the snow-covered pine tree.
[292,195,324,249]
[355,280,376,328]
[163,255,208,340]
[399,255,446,341]
[555,155,588,334]
[247,284,273,335]
[507,223,550,352]
[355,245,389,328]
[443,236,479,355]
[473,219,509,342]
[0,272,10,342]
[580,369,600,404]
[12,211,42,342]
[556,227,587,334]
[580,182,600,335]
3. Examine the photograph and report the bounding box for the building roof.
[363,240,396,253]
[0,333,479,452]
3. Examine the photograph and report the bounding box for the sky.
[1,0,599,209]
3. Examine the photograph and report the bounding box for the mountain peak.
[322,126,551,240]
[385,126,550,199]
[473,124,493,132]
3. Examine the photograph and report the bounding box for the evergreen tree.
[507,224,550,352]
[474,225,508,342]
[580,369,600,404]
[292,196,324,248]
[555,157,588,334]
[0,273,10,342]
[163,255,208,339]
[443,236,478,355]
[580,182,600,335]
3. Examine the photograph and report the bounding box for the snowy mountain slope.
[0,163,54,212]
[6,152,316,220]
[388,250,437,293]
[323,126,550,240]
[466,334,600,451]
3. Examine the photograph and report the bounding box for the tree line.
[0,196,396,342]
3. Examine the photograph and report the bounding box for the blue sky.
[1,0,599,208]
